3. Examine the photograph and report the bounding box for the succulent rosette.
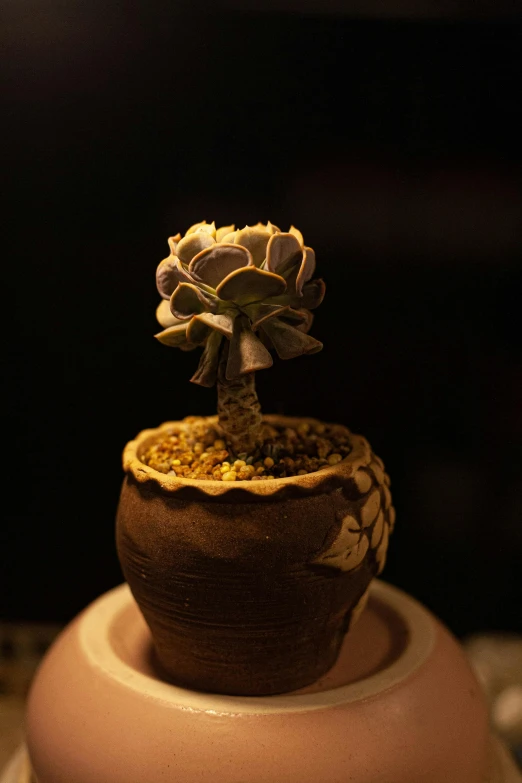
[155,221,326,387]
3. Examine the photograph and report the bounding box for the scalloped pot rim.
[122,415,372,498]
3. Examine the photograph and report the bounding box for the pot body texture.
[116,416,395,695]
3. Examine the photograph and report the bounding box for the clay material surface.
[25,581,515,783]
[116,416,394,694]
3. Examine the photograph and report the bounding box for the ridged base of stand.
[8,737,522,783]
[5,582,520,783]
[2,738,518,783]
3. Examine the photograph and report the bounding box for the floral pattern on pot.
[154,221,326,386]
[314,454,394,575]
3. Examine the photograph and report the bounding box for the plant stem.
[217,345,263,457]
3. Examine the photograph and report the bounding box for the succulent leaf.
[261,317,323,359]
[301,278,326,310]
[278,307,308,325]
[234,226,272,266]
[156,299,183,328]
[189,243,253,288]
[195,221,216,237]
[216,266,286,305]
[281,307,314,334]
[220,230,238,244]
[266,232,303,276]
[171,255,197,285]
[156,257,179,300]
[170,282,215,321]
[176,232,216,264]
[195,311,236,338]
[167,233,182,254]
[190,330,223,387]
[186,317,212,345]
[216,224,235,242]
[226,318,273,380]
[295,247,316,294]
[288,225,304,246]
[154,322,190,347]
[244,302,290,330]
[156,255,196,300]
[185,220,210,236]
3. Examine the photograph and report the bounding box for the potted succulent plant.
[116,220,395,696]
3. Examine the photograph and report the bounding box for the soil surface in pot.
[141,416,353,481]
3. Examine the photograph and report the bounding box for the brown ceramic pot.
[116,415,395,696]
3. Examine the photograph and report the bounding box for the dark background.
[2,2,521,637]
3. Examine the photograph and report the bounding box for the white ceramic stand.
[3,582,520,783]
